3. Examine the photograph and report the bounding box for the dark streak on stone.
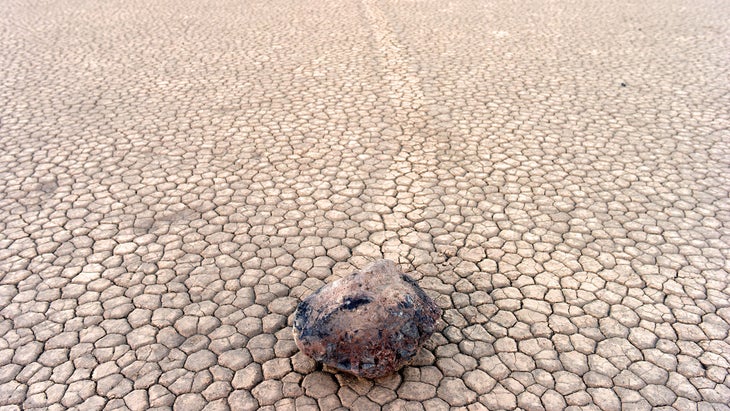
[340,296,372,310]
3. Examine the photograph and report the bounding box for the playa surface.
[1,0,729,409]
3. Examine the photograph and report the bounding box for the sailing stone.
[292,259,441,379]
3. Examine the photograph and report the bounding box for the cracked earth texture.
[1,0,729,410]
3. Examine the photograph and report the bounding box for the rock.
[293,259,441,379]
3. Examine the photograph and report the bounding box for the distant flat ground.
[1,0,729,410]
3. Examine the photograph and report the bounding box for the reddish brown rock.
[293,259,441,379]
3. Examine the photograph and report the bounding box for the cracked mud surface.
[1,0,729,410]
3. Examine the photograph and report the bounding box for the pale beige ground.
[1,0,729,410]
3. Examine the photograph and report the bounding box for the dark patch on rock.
[341,296,372,310]
[293,300,311,335]
[292,259,441,379]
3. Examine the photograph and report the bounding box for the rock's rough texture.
[293,260,441,378]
